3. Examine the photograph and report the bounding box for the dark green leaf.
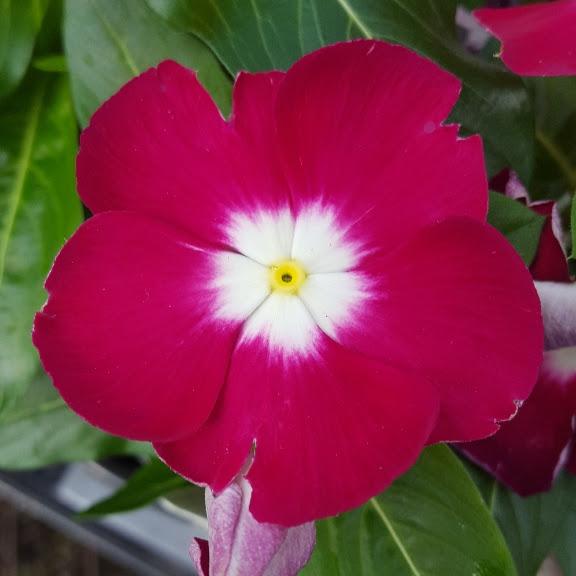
[488,191,545,266]
[80,458,189,518]
[64,0,232,126]
[0,368,151,469]
[302,446,516,576]
[0,0,49,99]
[0,72,82,408]
[571,194,575,258]
[531,77,576,200]
[300,520,342,576]
[147,0,534,181]
[467,463,576,576]
[553,503,576,576]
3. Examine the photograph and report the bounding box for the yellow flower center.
[269,260,307,294]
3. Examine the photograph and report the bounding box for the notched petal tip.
[474,2,576,77]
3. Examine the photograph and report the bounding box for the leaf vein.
[369,498,424,576]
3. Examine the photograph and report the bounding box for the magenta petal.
[338,218,543,443]
[33,212,240,442]
[190,538,210,576]
[156,332,439,526]
[536,282,576,350]
[78,62,289,247]
[529,201,571,283]
[461,348,576,496]
[275,40,486,252]
[193,480,315,576]
[475,1,576,77]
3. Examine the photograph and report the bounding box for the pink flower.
[190,480,315,576]
[33,40,543,525]
[462,180,576,495]
[475,0,576,76]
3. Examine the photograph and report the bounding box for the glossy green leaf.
[0,72,82,408]
[0,0,49,99]
[147,0,534,181]
[302,446,517,576]
[0,369,151,469]
[80,458,189,518]
[467,463,576,576]
[488,191,545,266]
[530,77,576,200]
[64,0,232,126]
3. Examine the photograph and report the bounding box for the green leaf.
[64,0,232,126]
[553,503,576,576]
[488,191,545,266]
[0,72,82,408]
[147,0,534,181]
[79,458,189,518]
[0,369,151,469]
[467,463,576,576]
[0,0,49,99]
[492,475,576,576]
[531,77,576,200]
[570,193,576,259]
[302,446,517,576]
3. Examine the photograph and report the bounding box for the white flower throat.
[212,203,370,356]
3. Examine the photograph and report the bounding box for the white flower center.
[212,203,369,355]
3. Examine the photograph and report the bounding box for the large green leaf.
[0,369,151,469]
[0,72,82,409]
[487,191,545,266]
[64,0,232,126]
[80,458,189,518]
[302,446,516,576]
[0,0,49,99]
[466,463,576,576]
[147,0,534,181]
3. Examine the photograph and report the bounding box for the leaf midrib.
[370,497,424,576]
[0,397,66,425]
[0,80,46,288]
[89,0,140,77]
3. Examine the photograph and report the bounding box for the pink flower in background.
[33,40,542,525]
[462,179,576,495]
[475,0,576,76]
[191,480,315,576]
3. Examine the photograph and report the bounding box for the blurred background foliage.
[0,1,574,575]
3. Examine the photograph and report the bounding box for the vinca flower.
[33,40,542,525]
[475,0,576,76]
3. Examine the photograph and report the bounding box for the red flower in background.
[475,0,576,76]
[462,175,576,495]
[33,40,542,525]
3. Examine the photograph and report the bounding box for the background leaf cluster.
[0,1,575,575]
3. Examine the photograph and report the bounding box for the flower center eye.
[270,261,306,294]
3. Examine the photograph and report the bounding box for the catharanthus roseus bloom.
[462,179,576,495]
[191,480,315,576]
[475,0,576,76]
[33,40,543,525]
